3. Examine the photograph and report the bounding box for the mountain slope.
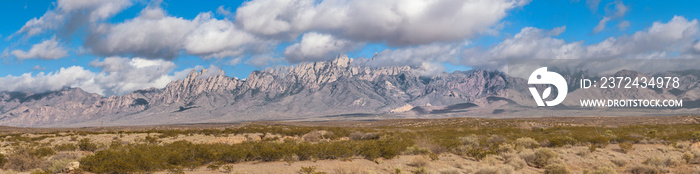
[0,56,509,127]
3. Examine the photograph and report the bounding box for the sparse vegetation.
[619,142,634,153]
[0,117,698,173]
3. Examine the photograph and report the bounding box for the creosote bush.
[78,138,98,152]
[619,142,634,153]
[80,134,410,173]
[544,163,571,174]
[533,148,558,168]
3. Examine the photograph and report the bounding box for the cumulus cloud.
[284,32,360,62]
[0,57,198,96]
[184,13,270,59]
[585,16,699,59]
[236,0,530,45]
[462,16,700,67]
[86,6,270,60]
[0,66,100,94]
[14,0,132,38]
[11,38,68,60]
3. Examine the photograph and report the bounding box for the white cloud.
[0,57,198,96]
[11,38,68,60]
[86,7,197,59]
[32,65,46,70]
[227,57,243,66]
[0,66,100,94]
[216,6,232,16]
[14,0,132,38]
[86,6,270,60]
[586,0,601,12]
[462,16,700,67]
[593,17,611,33]
[236,0,530,45]
[585,16,699,59]
[415,62,446,76]
[246,55,283,67]
[463,26,582,67]
[371,43,461,67]
[284,32,360,62]
[592,1,628,33]
[618,20,630,30]
[184,13,270,59]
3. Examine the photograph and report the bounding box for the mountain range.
[2,56,700,127]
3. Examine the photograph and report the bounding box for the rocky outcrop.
[0,55,513,127]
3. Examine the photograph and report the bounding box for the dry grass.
[0,116,699,174]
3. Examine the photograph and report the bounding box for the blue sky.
[1,0,699,96]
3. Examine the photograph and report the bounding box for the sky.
[1,0,699,97]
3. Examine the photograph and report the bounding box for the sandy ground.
[142,144,699,174]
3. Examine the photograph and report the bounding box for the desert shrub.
[438,168,460,174]
[486,135,506,147]
[519,149,536,165]
[503,153,526,170]
[404,145,431,155]
[474,165,513,174]
[458,134,480,148]
[588,144,597,152]
[466,147,494,160]
[413,167,428,174]
[303,130,324,142]
[496,143,515,154]
[0,153,7,168]
[626,165,660,174]
[547,136,577,147]
[544,163,570,174]
[619,142,634,153]
[642,157,680,168]
[80,133,410,173]
[349,132,378,140]
[407,157,428,168]
[53,143,78,151]
[299,166,324,174]
[515,137,539,149]
[78,138,98,152]
[692,131,700,142]
[610,159,627,167]
[144,135,160,144]
[588,136,610,148]
[30,147,55,158]
[583,166,617,174]
[46,158,73,173]
[5,146,49,171]
[533,148,558,168]
[206,164,220,171]
[682,150,700,164]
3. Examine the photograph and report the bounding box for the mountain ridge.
[0,55,509,127]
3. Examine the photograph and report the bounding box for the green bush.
[544,163,571,174]
[619,142,634,153]
[534,148,558,168]
[625,165,660,174]
[53,143,78,151]
[78,138,98,152]
[0,153,7,168]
